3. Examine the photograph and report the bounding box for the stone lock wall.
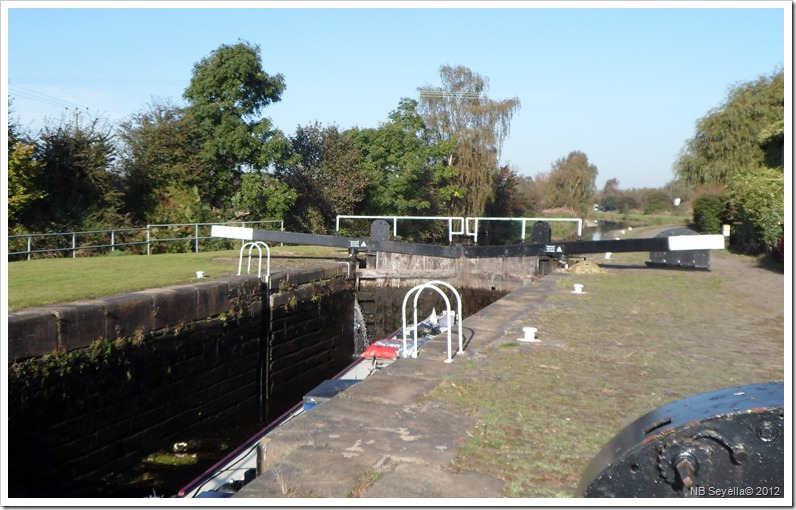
[7,263,356,497]
[366,251,540,291]
[267,275,356,422]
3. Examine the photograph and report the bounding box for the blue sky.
[3,2,789,190]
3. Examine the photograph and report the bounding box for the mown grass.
[7,245,348,311]
[424,251,784,497]
[592,210,691,227]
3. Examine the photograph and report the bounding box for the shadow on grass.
[752,255,785,274]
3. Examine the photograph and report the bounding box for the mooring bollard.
[519,326,539,343]
[573,284,584,294]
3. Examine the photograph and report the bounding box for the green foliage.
[275,123,368,233]
[675,66,785,256]
[28,114,122,231]
[541,151,598,217]
[146,185,217,253]
[117,100,211,223]
[675,69,784,190]
[642,190,672,215]
[418,65,520,216]
[232,172,297,221]
[9,338,130,396]
[7,140,46,226]
[726,166,784,253]
[183,41,287,207]
[347,98,460,241]
[758,118,784,169]
[480,166,530,244]
[352,99,437,215]
[600,194,619,211]
[691,191,728,234]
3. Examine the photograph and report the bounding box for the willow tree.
[418,65,520,216]
[674,69,783,190]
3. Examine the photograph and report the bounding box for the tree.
[675,69,783,190]
[601,178,620,196]
[514,175,541,217]
[117,99,212,223]
[8,101,45,228]
[231,173,297,222]
[480,165,528,244]
[541,151,598,216]
[692,190,729,235]
[30,113,121,230]
[350,98,456,218]
[183,41,288,208]
[758,118,784,169]
[275,123,368,233]
[486,165,525,217]
[418,65,520,216]
[601,194,620,211]
[8,140,45,227]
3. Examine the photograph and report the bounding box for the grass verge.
[425,252,783,497]
[7,245,348,311]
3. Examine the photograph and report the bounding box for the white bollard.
[196,271,205,279]
[519,327,539,343]
[573,284,584,294]
[604,252,612,260]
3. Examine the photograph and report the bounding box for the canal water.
[585,220,629,241]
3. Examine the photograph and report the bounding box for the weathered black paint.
[578,382,784,498]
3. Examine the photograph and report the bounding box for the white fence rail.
[336,215,583,244]
[8,220,283,261]
[465,216,584,244]
[336,215,466,244]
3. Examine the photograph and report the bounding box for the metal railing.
[465,216,584,244]
[336,215,466,244]
[336,214,584,245]
[8,220,283,261]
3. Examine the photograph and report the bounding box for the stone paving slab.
[235,444,381,498]
[364,463,505,498]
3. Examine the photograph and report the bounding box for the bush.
[601,194,619,211]
[643,190,673,214]
[691,192,728,234]
[726,167,785,255]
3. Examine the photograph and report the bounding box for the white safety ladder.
[238,241,271,283]
[401,281,463,363]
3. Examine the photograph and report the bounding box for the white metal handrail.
[238,241,271,282]
[465,217,584,244]
[335,215,466,244]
